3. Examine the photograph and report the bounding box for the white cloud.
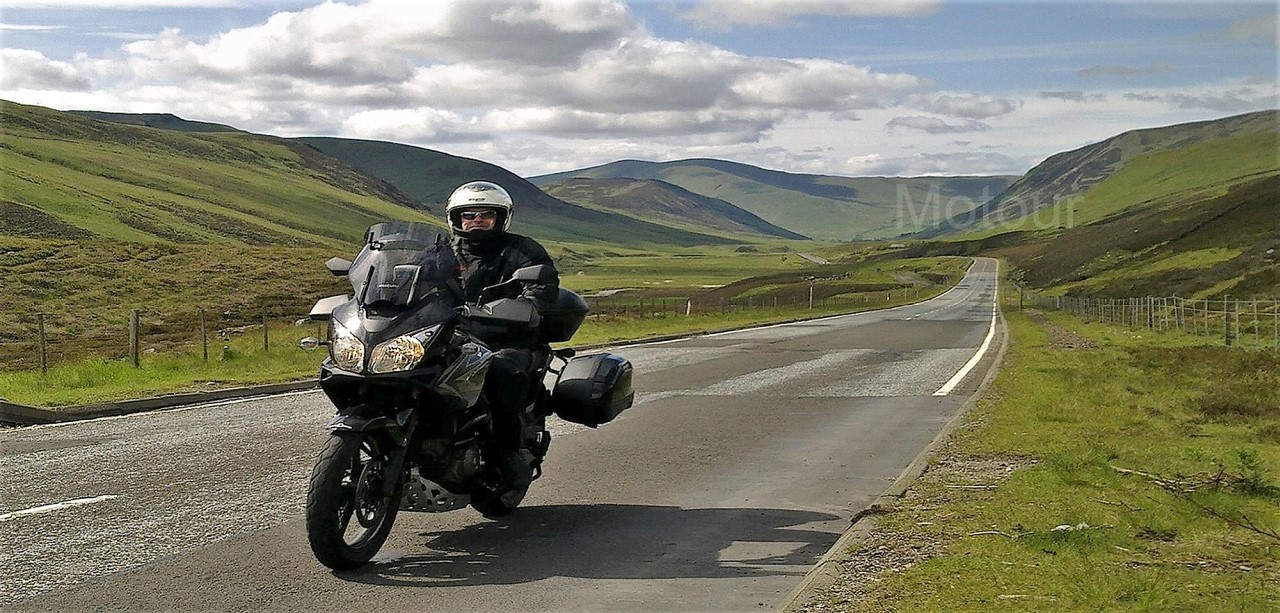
[906,93,1020,119]
[342,107,485,142]
[1123,88,1277,113]
[886,116,991,134]
[0,0,926,149]
[1039,91,1108,103]
[678,0,938,28]
[0,49,91,90]
[730,57,920,111]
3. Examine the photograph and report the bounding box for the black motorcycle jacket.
[452,232,559,344]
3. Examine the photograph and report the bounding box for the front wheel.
[305,432,402,570]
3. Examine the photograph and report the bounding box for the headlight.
[368,325,440,374]
[329,321,365,372]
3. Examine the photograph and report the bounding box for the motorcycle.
[299,221,634,570]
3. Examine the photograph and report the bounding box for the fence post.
[129,309,140,367]
[37,313,48,375]
[200,308,209,362]
[686,300,692,316]
[1224,299,1232,347]
[1234,300,1241,347]
[1203,299,1209,338]
[262,303,270,351]
[1253,300,1260,347]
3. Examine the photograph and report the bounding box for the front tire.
[305,432,401,570]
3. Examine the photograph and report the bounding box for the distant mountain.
[540,177,809,240]
[292,137,739,247]
[921,109,1279,237]
[532,159,1016,241]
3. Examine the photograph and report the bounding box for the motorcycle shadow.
[340,503,841,587]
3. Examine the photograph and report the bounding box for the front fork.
[325,407,418,498]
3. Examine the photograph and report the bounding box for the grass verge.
[803,307,1279,611]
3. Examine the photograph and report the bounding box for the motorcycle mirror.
[299,337,327,350]
[308,294,349,321]
[325,257,352,277]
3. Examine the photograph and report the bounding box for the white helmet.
[446,181,513,238]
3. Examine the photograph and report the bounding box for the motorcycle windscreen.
[349,222,461,308]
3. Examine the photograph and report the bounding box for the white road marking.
[694,350,875,396]
[0,495,120,522]
[933,300,998,397]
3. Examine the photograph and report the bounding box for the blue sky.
[1,1,1275,178]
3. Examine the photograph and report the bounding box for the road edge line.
[933,296,998,396]
[779,292,1010,612]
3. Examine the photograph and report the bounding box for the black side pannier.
[551,353,634,427]
[539,288,589,343]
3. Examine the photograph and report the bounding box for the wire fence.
[1011,287,1280,351]
[0,285,945,373]
[0,299,325,373]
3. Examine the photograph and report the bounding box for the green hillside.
[293,138,740,247]
[540,177,809,240]
[1,100,432,247]
[874,127,1278,300]
[531,158,1015,241]
[927,109,1278,238]
[1009,168,1279,300]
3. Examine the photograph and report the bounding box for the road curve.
[1,257,1002,611]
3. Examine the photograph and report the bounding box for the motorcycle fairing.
[435,339,493,407]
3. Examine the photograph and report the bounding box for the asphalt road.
[1,257,1002,612]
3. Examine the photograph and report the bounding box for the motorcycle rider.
[445,180,559,490]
